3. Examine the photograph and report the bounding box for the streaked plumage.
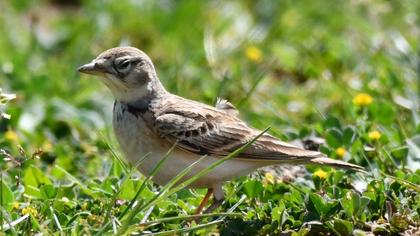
[78,46,364,212]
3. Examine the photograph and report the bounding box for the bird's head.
[78,47,166,102]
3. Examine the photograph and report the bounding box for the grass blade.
[145,219,224,236]
[100,131,129,175]
[139,212,241,228]
[237,61,274,108]
[50,206,62,232]
[116,141,179,235]
[101,153,152,228]
[0,208,20,235]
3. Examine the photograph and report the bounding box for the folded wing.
[153,96,326,163]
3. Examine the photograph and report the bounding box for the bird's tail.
[307,156,366,173]
[249,151,366,173]
[241,134,365,172]
[267,147,365,172]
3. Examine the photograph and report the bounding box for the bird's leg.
[191,186,224,223]
[203,198,224,214]
[195,188,213,214]
[203,185,224,213]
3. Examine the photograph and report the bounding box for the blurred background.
[1,0,419,133]
[0,0,419,234]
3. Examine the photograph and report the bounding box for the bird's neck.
[115,77,168,106]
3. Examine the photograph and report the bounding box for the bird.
[78,46,364,213]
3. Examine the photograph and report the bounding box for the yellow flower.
[245,46,263,62]
[352,93,373,106]
[335,147,346,159]
[313,169,328,179]
[21,206,38,217]
[81,202,88,210]
[264,172,275,185]
[42,141,53,152]
[4,130,19,142]
[368,130,381,141]
[12,202,19,210]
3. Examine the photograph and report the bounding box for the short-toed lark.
[78,47,364,213]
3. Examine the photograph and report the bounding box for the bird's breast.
[113,102,171,176]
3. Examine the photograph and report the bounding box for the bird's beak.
[77,60,106,75]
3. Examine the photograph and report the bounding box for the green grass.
[1,0,420,235]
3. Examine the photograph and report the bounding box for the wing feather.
[152,96,323,162]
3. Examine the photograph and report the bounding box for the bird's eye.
[118,60,131,69]
[113,59,132,76]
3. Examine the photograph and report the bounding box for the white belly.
[113,103,264,189]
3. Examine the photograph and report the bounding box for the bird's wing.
[153,96,323,162]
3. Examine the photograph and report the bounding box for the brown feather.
[151,95,364,172]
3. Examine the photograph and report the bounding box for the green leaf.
[390,146,408,161]
[369,101,396,125]
[356,197,370,218]
[326,128,343,148]
[40,184,57,199]
[56,185,76,200]
[342,126,355,146]
[323,116,341,129]
[1,180,14,211]
[242,180,264,198]
[101,177,118,196]
[271,201,286,223]
[24,166,52,198]
[340,191,354,218]
[333,219,353,236]
[309,193,327,216]
[284,188,304,205]
[118,179,138,200]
